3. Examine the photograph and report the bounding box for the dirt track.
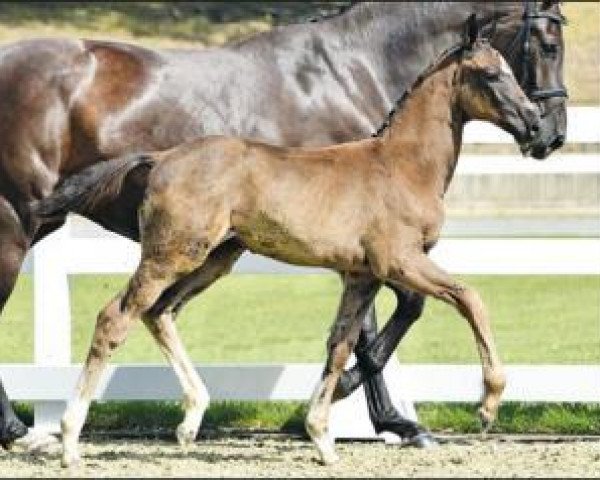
[1,433,598,478]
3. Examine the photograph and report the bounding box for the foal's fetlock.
[477,405,496,433]
[478,367,506,431]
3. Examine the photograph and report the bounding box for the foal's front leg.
[305,272,380,464]
[387,253,506,429]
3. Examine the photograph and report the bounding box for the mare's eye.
[483,69,500,80]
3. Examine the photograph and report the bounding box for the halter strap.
[520,1,568,101]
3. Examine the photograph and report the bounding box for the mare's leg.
[335,287,436,446]
[150,237,245,318]
[305,273,380,464]
[0,380,27,449]
[0,196,30,447]
[388,253,506,429]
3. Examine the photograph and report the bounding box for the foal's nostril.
[525,118,540,141]
[550,134,565,150]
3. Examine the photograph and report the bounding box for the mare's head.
[492,1,567,158]
[456,18,541,156]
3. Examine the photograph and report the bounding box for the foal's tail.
[31,153,155,221]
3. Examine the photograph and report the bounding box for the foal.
[57,38,539,466]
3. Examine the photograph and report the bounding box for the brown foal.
[59,36,539,466]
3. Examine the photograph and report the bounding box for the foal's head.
[456,20,541,156]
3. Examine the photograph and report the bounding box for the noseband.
[515,1,569,101]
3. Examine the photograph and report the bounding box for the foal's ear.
[464,13,480,48]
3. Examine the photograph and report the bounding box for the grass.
[1,273,598,364]
[0,2,597,104]
[11,401,599,436]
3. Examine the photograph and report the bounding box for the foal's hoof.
[478,406,495,433]
[61,452,82,469]
[176,423,197,447]
[319,449,340,466]
[403,431,438,449]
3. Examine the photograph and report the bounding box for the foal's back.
[148,135,412,270]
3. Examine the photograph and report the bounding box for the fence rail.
[4,106,599,438]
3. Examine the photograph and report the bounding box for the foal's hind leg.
[61,262,184,467]
[306,273,380,464]
[387,253,506,429]
[142,313,209,447]
[141,238,245,447]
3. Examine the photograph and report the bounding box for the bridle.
[502,1,568,102]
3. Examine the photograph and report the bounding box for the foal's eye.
[541,43,559,58]
[483,69,500,80]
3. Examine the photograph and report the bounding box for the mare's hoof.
[374,416,436,449]
[0,417,28,450]
[16,429,60,453]
[402,431,438,449]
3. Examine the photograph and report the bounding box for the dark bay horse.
[0,2,566,448]
[37,32,541,465]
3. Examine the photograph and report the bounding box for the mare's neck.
[319,2,514,120]
[379,62,464,196]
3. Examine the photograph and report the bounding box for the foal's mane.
[301,1,358,24]
[372,42,468,138]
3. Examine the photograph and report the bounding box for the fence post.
[33,220,72,433]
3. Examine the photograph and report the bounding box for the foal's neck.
[378,62,464,196]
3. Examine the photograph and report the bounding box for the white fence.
[3,106,600,439]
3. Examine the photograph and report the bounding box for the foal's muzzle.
[516,104,542,157]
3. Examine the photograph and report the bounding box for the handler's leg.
[0,196,30,447]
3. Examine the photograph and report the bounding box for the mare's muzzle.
[529,97,567,160]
